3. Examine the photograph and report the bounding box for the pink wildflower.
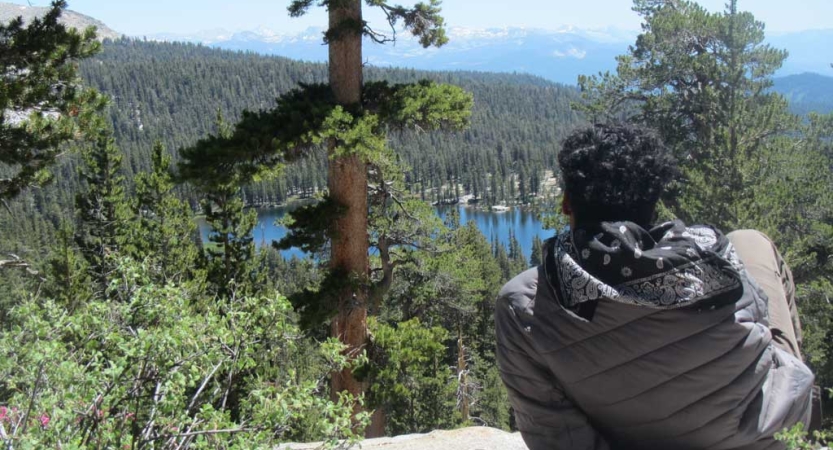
[0,406,7,421]
[39,414,50,427]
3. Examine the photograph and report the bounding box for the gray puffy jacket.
[496,241,813,450]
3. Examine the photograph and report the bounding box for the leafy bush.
[0,258,367,449]
[776,423,831,450]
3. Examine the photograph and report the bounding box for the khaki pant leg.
[727,229,802,360]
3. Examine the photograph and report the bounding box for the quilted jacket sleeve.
[495,294,611,450]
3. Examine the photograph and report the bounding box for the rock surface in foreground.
[278,427,528,450]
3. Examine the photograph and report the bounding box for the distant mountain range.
[147,26,833,86]
[1,1,830,113]
[773,72,833,115]
[149,26,633,85]
[0,1,120,40]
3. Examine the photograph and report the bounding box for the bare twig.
[221,343,242,410]
[16,362,45,437]
[363,25,394,45]
[171,427,256,439]
[187,360,224,414]
[141,381,163,442]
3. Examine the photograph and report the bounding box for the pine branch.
[364,0,449,48]
[0,254,42,277]
[288,0,317,17]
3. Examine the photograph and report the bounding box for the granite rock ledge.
[277,427,528,450]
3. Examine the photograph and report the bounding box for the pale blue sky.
[6,0,832,35]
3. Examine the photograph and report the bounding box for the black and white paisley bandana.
[545,220,745,311]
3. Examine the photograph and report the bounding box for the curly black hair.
[558,123,677,227]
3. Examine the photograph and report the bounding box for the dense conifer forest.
[0,38,581,259]
[0,32,568,447]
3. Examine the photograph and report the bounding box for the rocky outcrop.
[278,427,528,450]
[0,2,120,40]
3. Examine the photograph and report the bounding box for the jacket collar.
[543,221,744,314]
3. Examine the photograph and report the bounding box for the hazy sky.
[5,0,832,35]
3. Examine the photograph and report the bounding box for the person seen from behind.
[495,123,814,450]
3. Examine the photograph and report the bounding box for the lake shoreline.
[198,202,556,261]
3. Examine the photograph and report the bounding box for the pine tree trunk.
[327,0,371,431]
[367,407,386,438]
[457,323,470,422]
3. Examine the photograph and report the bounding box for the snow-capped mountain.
[148,26,636,84]
[148,25,833,85]
[3,0,830,85]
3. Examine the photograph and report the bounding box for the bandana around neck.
[544,220,745,311]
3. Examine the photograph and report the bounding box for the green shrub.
[0,258,367,449]
[776,423,832,450]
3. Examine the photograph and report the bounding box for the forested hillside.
[0,38,581,259]
[1,21,557,444]
[774,72,833,115]
[83,39,579,204]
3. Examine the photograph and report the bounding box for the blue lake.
[198,204,557,261]
[436,206,556,260]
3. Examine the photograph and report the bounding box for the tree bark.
[328,0,371,433]
[457,323,470,423]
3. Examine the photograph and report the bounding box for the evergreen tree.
[450,222,505,427]
[366,318,458,435]
[457,223,503,351]
[74,126,131,298]
[757,113,833,386]
[0,0,106,200]
[372,218,504,433]
[179,113,259,299]
[517,165,528,204]
[495,241,511,281]
[489,173,499,205]
[578,0,796,229]
[507,229,525,271]
[44,221,92,312]
[577,0,833,392]
[365,149,448,315]
[530,235,544,267]
[175,0,474,425]
[133,141,199,283]
[475,364,511,430]
[285,1,454,420]
[443,206,461,231]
